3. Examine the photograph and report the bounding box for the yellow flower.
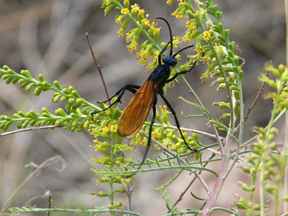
[202,31,211,42]
[110,124,118,133]
[141,18,150,27]
[166,0,173,5]
[174,142,181,149]
[189,25,197,31]
[131,3,140,13]
[137,50,149,65]
[117,28,125,37]
[152,131,161,139]
[115,17,123,24]
[138,9,145,16]
[127,37,139,53]
[153,27,160,34]
[145,57,158,71]
[173,36,180,48]
[121,8,129,15]
[103,0,111,6]
[102,126,110,133]
[181,131,187,137]
[200,73,208,81]
[172,11,185,19]
[201,9,207,14]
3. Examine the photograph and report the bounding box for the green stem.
[259,88,281,215]
[114,2,161,51]
[109,133,116,215]
[275,188,279,216]
[179,75,207,114]
[179,74,224,156]
[10,207,143,216]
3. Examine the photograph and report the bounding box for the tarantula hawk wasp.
[92,17,198,169]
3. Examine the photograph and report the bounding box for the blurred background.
[0,0,286,215]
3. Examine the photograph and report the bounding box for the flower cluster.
[237,63,288,215]
[181,19,200,43]
[102,0,163,69]
[260,63,288,112]
[171,1,190,19]
[0,66,93,132]
[89,100,134,162]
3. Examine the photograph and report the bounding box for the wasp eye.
[171,58,177,66]
[163,56,177,66]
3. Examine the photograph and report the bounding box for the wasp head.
[162,55,177,66]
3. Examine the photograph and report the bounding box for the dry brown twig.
[86,32,110,105]
[234,70,268,132]
[0,155,66,214]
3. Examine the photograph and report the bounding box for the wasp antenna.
[172,44,194,57]
[156,17,173,56]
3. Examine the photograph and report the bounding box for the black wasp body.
[92,17,197,168]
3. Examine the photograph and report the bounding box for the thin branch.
[126,184,133,216]
[232,108,288,152]
[201,127,232,216]
[235,70,267,132]
[168,152,216,213]
[0,122,102,138]
[22,190,50,208]
[139,131,211,196]
[240,137,255,148]
[139,131,187,166]
[223,131,236,179]
[47,194,52,216]
[86,32,110,105]
[227,70,268,180]
[209,123,224,155]
[183,128,225,141]
[180,75,224,155]
[150,123,225,141]
[201,151,227,216]
[284,1,288,213]
[0,125,63,137]
[0,156,66,214]
[243,72,266,119]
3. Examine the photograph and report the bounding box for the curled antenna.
[156,17,173,56]
[173,44,194,57]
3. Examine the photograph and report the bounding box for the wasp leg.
[125,88,157,177]
[166,60,198,83]
[159,92,196,152]
[91,84,140,115]
[138,93,158,169]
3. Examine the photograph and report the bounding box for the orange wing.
[118,80,156,138]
